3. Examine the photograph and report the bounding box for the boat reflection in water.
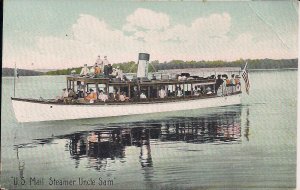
[62,107,242,171]
[66,127,155,170]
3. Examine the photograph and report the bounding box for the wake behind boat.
[11,53,248,123]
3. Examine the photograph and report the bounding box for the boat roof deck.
[158,67,242,74]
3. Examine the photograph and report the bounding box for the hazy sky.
[3,0,298,69]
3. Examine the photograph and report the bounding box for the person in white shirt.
[111,68,117,77]
[177,90,183,97]
[95,55,103,71]
[193,87,200,96]
[119,92,129,102]
[140,92,147,99]
[63,88,69,98]
[56,88,69,101]
[71,70,76,75]
[230,74,236,93]
[178,76,187,81]
[158,88,166,98]
[98,90,108,102]
[222,76,228,95]
[89,66,95,76]
[116,66,123,79]
[206,87,213,95]
[103,56,110,68]
[80,64,90,76]
[176,86,183,97]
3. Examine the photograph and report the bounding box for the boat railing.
[11,90,241,105]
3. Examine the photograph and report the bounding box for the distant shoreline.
[2,67,297,78]
[248,68,298,71]
[2,58,298,76]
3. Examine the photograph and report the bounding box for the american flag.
[242,62,250,94]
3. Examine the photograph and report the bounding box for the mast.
[14,62,16,97]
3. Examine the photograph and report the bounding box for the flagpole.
[14,62,16,97]
[243,62,248,71]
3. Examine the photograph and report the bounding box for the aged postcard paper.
[1,0,298,189]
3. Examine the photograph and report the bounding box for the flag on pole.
[242,62,250,94]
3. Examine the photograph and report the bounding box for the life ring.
[236,84,241,91]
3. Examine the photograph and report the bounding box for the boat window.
[86,84,96,93]
[97,84,106,93]
[140,86,151,99]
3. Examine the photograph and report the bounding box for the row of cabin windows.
[70,82,217,100]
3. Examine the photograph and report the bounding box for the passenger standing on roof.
[95,55,103,71]
[103,56,110,68]
[108,64,113,74]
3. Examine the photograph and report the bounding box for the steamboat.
[11,53,244,123]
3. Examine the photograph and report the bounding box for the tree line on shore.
[2,58,297,76]
[2,68,43,77]
[45,58,297,75]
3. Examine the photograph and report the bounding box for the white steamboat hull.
[12,94,241,123]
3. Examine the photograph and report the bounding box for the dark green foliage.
[45,67,82,75]
[151,58,298,70]
[2,68,43,76]
[44,58,298,75]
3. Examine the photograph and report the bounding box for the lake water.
[1,70,297,189]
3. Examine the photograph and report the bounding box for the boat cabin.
[64,74,241,105]
[61,53,242,104]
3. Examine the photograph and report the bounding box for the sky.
[3,0,298,69]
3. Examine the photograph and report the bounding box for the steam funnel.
[137,53,150,78]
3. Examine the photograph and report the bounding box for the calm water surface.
[1,70,297,189]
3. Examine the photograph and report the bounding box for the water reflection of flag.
[242,63,250,94]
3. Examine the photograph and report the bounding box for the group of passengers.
[86,88,132,103]
[57,87,131,103]
[56,88,76,103]
[176,73,240,97]
[77,55,124,80]
[215,74,241,96]
[170,85,212,97]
